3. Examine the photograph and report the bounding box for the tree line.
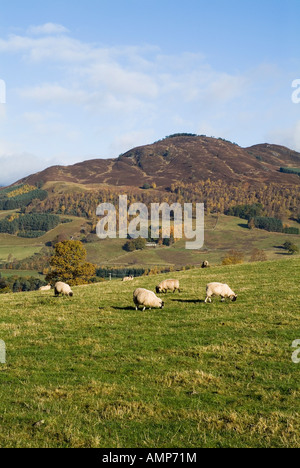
[0,213,61,237]
[25,180,300,226]
[0,274,45,294]
[0,184,48,210]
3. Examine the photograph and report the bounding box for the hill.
[18,135,300,188]
[0,258,299,448]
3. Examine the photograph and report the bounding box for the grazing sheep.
[156,279,180,294]
[205,282,237,303]
[133,288,164,311]
[201,260,210,269]
[122,276,134,282]
[39,284,51,292]
[54,282,74,297]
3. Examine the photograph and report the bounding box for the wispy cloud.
[0,23,296,185]
[27,23,70,36]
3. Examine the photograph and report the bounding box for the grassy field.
[0,270,44,279]
[0,212,298,268]
[0,216,87,263]
[85,215,300,267]
[0,257,299,448]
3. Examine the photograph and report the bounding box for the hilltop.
[18,135,300,188]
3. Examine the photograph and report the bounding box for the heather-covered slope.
[18,136,300,188]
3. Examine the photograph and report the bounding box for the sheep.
[205,282,237,303]
[156,279,180,294]
[39,284,51,292]
[54,282,74,297]
[133,288,164,311]
[122,276,134,282]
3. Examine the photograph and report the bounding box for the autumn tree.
[46,240,96,285]
[222,249,245,265]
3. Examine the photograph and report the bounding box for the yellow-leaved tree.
[46,240,96,286]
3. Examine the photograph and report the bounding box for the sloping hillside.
[18,135,300,188]
[0,258,299,448]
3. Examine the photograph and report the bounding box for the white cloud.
[20,84,90,104]
[0,25,296,185]
[0,152,46,185]
[27,23,70,36]
[266,120,300,152]
[109,130,155,157]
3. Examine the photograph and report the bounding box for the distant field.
[0,211,299,268]
[85,215,300,267]
[0,245,44,263]
[0,270,43,279]
[0,215,87,263]
[0,257,299,448]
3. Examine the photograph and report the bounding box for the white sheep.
[133,288,164,311]
[54,282,74,297]
[122,276,134,282]
[156,279,180,294]
[39,284,51,292]
[205,282,237,303]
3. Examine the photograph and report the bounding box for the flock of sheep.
[41,276,237,310]
[133,279,237,311]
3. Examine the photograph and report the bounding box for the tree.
[46,240,96,285]
[123,237,147,252]
[283,241,299,255]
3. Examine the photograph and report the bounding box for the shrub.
[249,249,267,262]
[123,237,147,252]
[283,241,299,255]
[253,217,283,233]
[222,250,245,265]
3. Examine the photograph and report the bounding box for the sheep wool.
[133,288,164,311]
[54,282,74,297]
[39,284,51,291]
[156,279,180,294]
[122,276,134,282]
[205,282,237,303]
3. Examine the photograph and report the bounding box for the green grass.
[0,257,299,448]
[0,212,298,268]
[0,270,43,279]
[0,216,87,263]
[85,215,299,267]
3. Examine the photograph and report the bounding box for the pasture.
[0,257,299,448]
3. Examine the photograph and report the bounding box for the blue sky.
[0,0,299,185]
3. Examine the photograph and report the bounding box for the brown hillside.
[19,136,300,188]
